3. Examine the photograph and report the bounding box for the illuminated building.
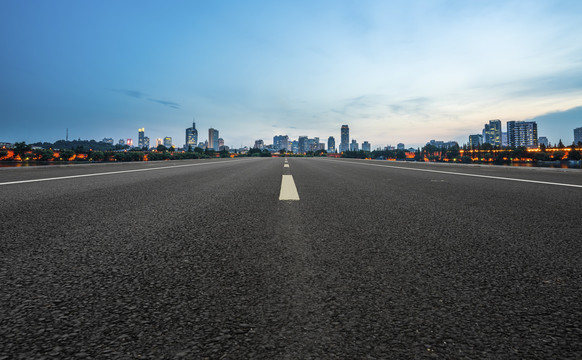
[185,122,198,150]
[482,119,502,147]
[362,141,371,152]
[507,121,538,148]
[143,136,150,149]
[163,137,172,148]
[327,136,335,152]
[468,134,483,147]
[208,128,219,151]
[126,139,133,147]
[138,128,145,148]
[339,125,349,152]
[575,127,582,145]
[156,138,163,146]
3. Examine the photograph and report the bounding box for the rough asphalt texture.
[1,157,581,359]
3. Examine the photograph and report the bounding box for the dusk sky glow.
[1,0,582,148]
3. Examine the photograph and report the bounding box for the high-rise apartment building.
[138,128,145,148]
[218,138,224,149]
[468,134,483,147]
[163,137,172,148]
[298,136,308,153]
[186,122,198,150]
[574,127,582,145]
[397,143,405,150]
[327,136,335,152]
[507,121,538,148]
[362,141,371,152]
[350,139,358,151]
[483,120,502,147]
[340,125,349,152]
[254,139,264,149]
[208,128,219,150]
[273,135,289,151]
[538,136,549,147]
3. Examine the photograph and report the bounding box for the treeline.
[30,139,126,152]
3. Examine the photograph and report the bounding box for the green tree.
[59,149,75,161]
[552,150,565,161]
[157,144,167,152]
[557,139,565,148]
[13,142,31,159]
[567,147,581,160]
[90,151,105,161]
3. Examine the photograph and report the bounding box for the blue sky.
[1,0,582,148]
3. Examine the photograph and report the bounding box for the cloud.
[111,89,180,109]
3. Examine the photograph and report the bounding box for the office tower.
[126,139,133,147]
[273,135,289,151]
[362,141,371,152]
[575,127,582,145]
[483,119,502,147]
[291,140,299,154]
[327,136,335,152]
[468,134,483,147]
[156,138,163,146]
[186,122,198,150]
[507,121,538,148]
[208,128,219,150]
[254,139,264,149]
[298,136,308,153]
[502,132,508,147]
[143,137,150,149]
[397,143,405,150]
[163,137,172,148]
[218,138,224,149]
[538,136,549,147]
[350,139,358,151]
[340,125,349,152]
[138,128,145,148]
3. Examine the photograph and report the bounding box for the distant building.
[126,139,133,147]
[507,121,538,148]
[327,136,335,152]
[362,141,371,152]
[102,138,114,145]
[483,119,502,147]
[218,138,224,149]
[119,139,125,146]
[254,139,264,149]
[163,137,172,148]
[397,143,405,150]
[298,136,308,153]
[143,136,150,149]
[574,127,582,146]
[186,122,198,150]
[468,134,483,147]
[138,128,146,148]
[273,135,289,151]
[350,139,359,151]
[208,128,219,151]
[502,132,508,147]
[0,142,13,148]
[339,125,349,152]
[538,136,549,147]
[291,140,299,154]
[156,138,163,146]
[427,140,458,148]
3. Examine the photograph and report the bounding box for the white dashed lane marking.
[279,175,300,200]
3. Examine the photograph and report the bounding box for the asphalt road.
[1,157,581,359]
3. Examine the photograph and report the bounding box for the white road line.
[284,164,289,168]
[0,160,248,186]
[279,175,300,200]
[325,160,582,189]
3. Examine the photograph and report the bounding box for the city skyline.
[1,1,582,147]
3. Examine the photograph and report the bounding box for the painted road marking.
[326,160,582,189]
[284,164,289,168]
[0,159,251,186]
[279,175,300,200]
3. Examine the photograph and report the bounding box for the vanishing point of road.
[1,157,581,358]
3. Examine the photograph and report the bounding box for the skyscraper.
[574,127,582,145]
[298,136,308,153]
[468,134,483,147]
[208,128,219,150]
[483,120,502,147]
[273,135,289,151]
[163,137,172,148]
[327,136,335,152]
[362,141,371,152]
[340,125,349,152]
[350,139,358,151]
[186,122,198,150]
[507,121,538,148]
[138,128,145,148]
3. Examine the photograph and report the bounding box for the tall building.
[254,139,264,149]
[119,139,125,145]
[102,138,114,145]
[156,138,163,146]
[362,141,371,152]
[350,139,359,151]
[327,136,335,152]
[186,122,198,150]
[574,127,582,145]
[143,137,150,149]
[273,135,289,151]
[208,128,219,150]
[218,138,224,149]
[483,119,502,147]
[138,128,146,148]
[163,137,172,148]
[538,136,549,147]
[468,134,483,147]
[397,143,405,150]
[126,139,133,147]
[507,121,538,148]
[298,136,308,153]
[339,125,349,152]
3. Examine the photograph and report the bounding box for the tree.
[157,144,167,152]
[557,139,565,148]
[59,149,75,161]
[169,146,175,153]
[552,150,565,161]
[89,151,105,161]
[567,147,581,160]
[13,142,31,159]
[219,149,230,158]
[194,147,204,154]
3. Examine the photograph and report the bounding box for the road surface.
[1,157,581,358]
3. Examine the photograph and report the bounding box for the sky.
[1,0,582,149]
